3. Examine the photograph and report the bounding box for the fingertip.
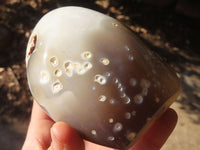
[163,108,178,125]
[51,122,85,150]
[51,122,70,143]
[155,108,178,134]
[130,108,178,150]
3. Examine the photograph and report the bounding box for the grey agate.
[26,7,181,149]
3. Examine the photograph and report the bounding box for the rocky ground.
[0,0,200,150]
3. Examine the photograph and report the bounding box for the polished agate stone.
[26,6,181,149]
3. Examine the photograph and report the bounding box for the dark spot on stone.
[28,34,37,56]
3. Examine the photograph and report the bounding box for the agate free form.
[26,6,181,149]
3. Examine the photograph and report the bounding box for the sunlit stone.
[26,6,182,150]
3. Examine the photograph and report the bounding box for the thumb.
[50,122,85,150]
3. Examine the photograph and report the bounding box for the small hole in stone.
[105,72,111,77]
[83,62,92,70]
[92,86,96,90]
[134,94,143,104]
[123,96,131,104]
[118,83,122,88]
[125,112,131,119]
[84,63,89,68]
[109,118,114,123]
[125,45,130,51]
[91,130,97,136]
[52,80,63,94]
[119,87,124,92]
[129,78,137,87]
[107,136,115,141]
[94,74,107,85]
[98,95,106,102]
[100,58,110,65]
[113,78,119,84]
[55,69,62,77]
[64,61,71,68]
[81,51,92,60]
[120,92,126,98]
[113,122,123,132]
[112,23,118,27]
[40,71,49,84]
[128,55,134,61]
[140,79,151,88]
[95,75,99,80]
[64,61,73,77]
[84,62,92,70]
[50,56,58,67]
[109,99,115,104]
[127,132,136,141]
[73,63,81,70]
[132,110,136,116]
[141,88,148,96]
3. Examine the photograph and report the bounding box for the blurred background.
[0,0,199,149]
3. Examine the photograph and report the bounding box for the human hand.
[22,100,177,150]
